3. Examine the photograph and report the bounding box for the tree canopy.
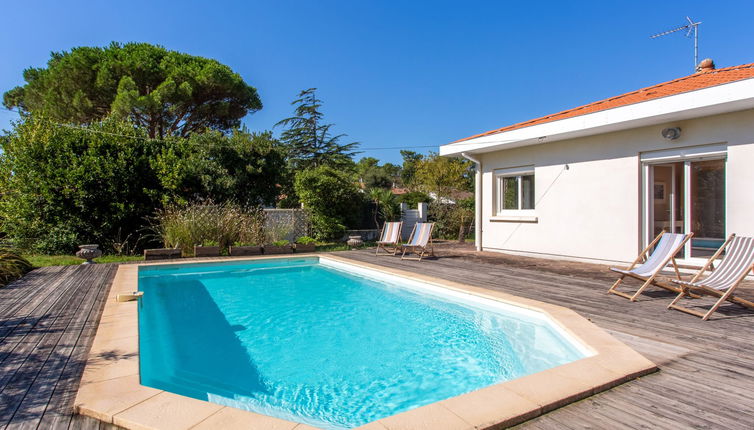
[276,88,359,170]
[0,40,482,250]
[293,165,363,239]
[414,153,474,198]
[3,42,261,138]
[399,150,424,189]
[356,157,394,189]
[153,129,287,206]
[0,117,286,253]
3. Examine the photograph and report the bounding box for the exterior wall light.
[661,127,682,140]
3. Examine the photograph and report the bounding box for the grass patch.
[316,241,376,252]
[23,241,374,268]
[24,254,144,268]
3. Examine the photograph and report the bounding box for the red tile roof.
[454,62,754,143]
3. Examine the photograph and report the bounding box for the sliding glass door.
[689,159,725,257]
[642,147,726,261]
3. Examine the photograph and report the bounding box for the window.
[495,167,535,213]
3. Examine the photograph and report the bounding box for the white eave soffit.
[440,78,754,156]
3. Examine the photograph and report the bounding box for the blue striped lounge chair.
[375,221,403,256]
[400,222,435,261]
[667,234,754,320]
[608,231,693,301]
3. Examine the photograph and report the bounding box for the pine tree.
[275,88,359,170]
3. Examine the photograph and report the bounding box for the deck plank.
[339,249,754,429]
[1,246,753,429]
[36,265,116,430]
[0,267,96,427]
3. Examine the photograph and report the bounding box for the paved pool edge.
[74,254,657,430]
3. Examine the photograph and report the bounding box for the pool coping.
[74,254,657,430]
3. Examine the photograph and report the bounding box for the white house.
[440,60,754,267]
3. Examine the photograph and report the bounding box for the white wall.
[478,109,754,264]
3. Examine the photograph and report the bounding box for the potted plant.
[230,241,263,256]
[194,240,221,257]
[294,236,316,253]
[264,240,293,254]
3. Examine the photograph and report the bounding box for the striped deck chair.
[375,221,403,256]
[608,231,693,301]
[400,222,435,261]
[668,234,754,320]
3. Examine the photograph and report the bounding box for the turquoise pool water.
[138,257,587,429]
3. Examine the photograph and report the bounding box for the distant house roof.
[453,61,754,143]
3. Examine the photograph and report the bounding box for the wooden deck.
[0,264,120,430]
[1,247,753,429]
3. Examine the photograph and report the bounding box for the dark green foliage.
[293,166,363,240]
[0,117,286,254]
[0,249,32,286]
[153,129,286,206]
[309,215,347,241]
[397,191,432,208]
[429,197,475,241]
[357,157,398,189]
[295,236,316,245]
[0,117,163,253]
[368,188,400,229]
[276,88,359,170]
[400,150,424,189]
[3,42,261,138]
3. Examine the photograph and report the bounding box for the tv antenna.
[650,16,702,70]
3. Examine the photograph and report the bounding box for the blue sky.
[2,1,753,163]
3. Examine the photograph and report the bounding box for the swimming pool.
[138,257,590,429]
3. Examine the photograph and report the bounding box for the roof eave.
[440,78,754,157]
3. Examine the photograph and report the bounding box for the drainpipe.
[461,152,482,251]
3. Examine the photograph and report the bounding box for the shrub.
[397,191,432,208]
[151,201,265,253]
[295,236,316,245]
[153,130,287,207]
[0,117,163,254]
[294,166,363,240]
[368,188,400,229]
[0,117,286,254]
[233,241,259,247]
[429,198,475,241]
[271,240,289,247]
[309,214,346,241]
[0,249,33,287]
[32,225,81,255]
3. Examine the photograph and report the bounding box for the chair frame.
[400,223,435,261]
[667,234,754,320]
[607,230,693,301]
[375,221,403,256]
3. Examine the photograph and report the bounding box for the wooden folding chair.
[375,221,403,256]
[607,230,693,301]
[667,234,754,320]
[400,222,435,261]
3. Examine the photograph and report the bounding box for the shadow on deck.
[1,244,753,429]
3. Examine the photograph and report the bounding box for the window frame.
[493,166,536,216]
